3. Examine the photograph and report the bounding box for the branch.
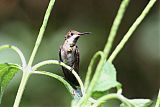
[28,0,56,66]
[0,45,26,67]
[79,51,105,106]
[103,0,130,58]
[108,0,157,62]
[84,51,104,89]
[92,93,133,107]
[33,71,74,95]
[32,60,85,95]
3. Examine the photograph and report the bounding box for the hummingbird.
[59,30,90,89]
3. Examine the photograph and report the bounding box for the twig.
[28,0,56,66]
[103,0,130,58]
[108,0,157,62]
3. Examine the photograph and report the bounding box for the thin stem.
[92,93,133,107]
[81,0,130,103]
[33,71,74,95]
[116,84,122,94]
[84,52,102,89]
[13,1,56,106]
[108,0,157,63]
[79,51,105,106]
[0,45,26,67]
[155,89,160,107]
[103,0,130,58]
[28,0,56,66]
[32,60,85,95]
[13,70,31,107]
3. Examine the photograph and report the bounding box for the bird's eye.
[71,33,73,36]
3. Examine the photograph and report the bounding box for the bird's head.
[65,30,91,46]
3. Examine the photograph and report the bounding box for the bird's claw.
[58,60,61,64]
[70,67,74,71]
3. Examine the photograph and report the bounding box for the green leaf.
[120,99,152,107]
[0,63,20,104]
[92,91,109,99]
[93,61,121,92]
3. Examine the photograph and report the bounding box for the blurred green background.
[0,0,159,107]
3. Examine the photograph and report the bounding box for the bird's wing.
[59,45,62,62]
[73,46,80,74]
[59,45,68,76]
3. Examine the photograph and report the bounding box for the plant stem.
[155,89,160,107]
[32,60,85,95]
[108,0,157,63]
[13,1,56,106]
[103,0,130,58]
[13,70,31,107]
[92,93,133,107]
[0,45,26,67]
[28,0,56,66]
[84,51,102,89]
[79,51,105,106]
[116,84,122,94]
[33,71,74,95]
[82,0,130,106]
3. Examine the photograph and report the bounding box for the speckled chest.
[61,44,76,65]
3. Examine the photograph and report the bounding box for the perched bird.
[59,30,90,89]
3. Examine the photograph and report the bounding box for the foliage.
[0,0,159,107]
[93,62,121,92]
[0,64,20,103]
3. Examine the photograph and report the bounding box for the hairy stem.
[84,52,103,89]
[13,0,56,107]
[81,0,130,106]
[13,70,31,107]
[79,51,105,106]
[103,0,130,58]
[92,93,133,107]
[108,0,157,62]
[33,71,74,95]
[32,60,85,95]
[28,0,56,66]
[0,45,26,67]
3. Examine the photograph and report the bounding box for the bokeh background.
[0,0,159,107]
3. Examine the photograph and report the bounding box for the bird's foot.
[58,60,61,64]
[70,67,74,71]
[72,89,82,98]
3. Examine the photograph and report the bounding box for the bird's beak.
[78,32,91,36]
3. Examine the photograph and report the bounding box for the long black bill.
[78,32,91,35]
